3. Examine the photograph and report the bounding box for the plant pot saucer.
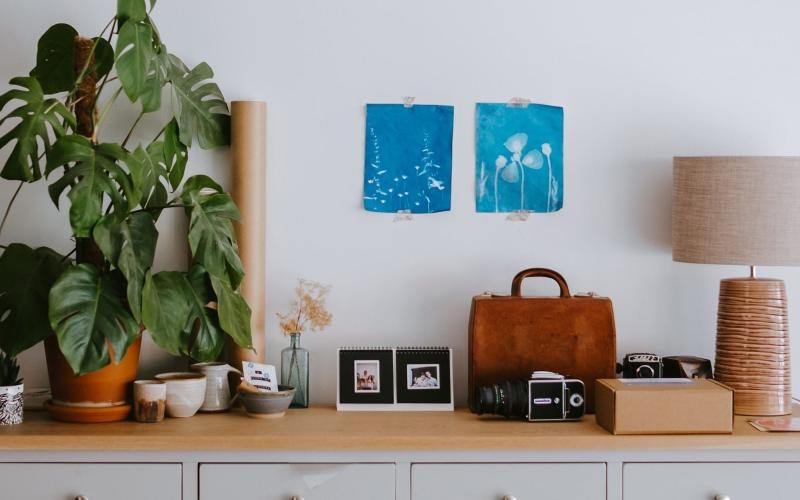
[45,400,131,423]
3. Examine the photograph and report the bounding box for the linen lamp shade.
[673,156,800,266]
[672,156,800,416]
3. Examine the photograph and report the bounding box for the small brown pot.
[44,334,142,423]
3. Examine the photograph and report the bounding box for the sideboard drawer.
[411,463,606,500]
[624,462,800,500]
[0,463,181,500]
[200,463,395,499]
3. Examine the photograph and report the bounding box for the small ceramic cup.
[154,372,207,418]
[133,380,166,423]
[0,384,24,425]
[190,362,242,412]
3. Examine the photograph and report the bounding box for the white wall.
[3,0,800,405]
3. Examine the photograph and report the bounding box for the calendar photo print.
[337,349,394,407]
[395,348,452,405]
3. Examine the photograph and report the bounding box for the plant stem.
[68,16,114,98]
[518,160,525,211]
[121,111,145,148]
[0,181,23,244]
[294,305,303,333]
[151,122,168,143]
[97,16,116,41]
[289,349,298,383]
[545,154,553,212]
[70,31,108,102]
[95,86,123,132]
[60,247,77,262]
[494,167,500,212]
[90,21,117,136]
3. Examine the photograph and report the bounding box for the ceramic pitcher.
[190,362,242,412]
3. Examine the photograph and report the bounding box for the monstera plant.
[0,0,252,378]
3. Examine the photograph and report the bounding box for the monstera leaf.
[117,0,148,24]
[30,25,113,94]
[181,175,244,288]
[130,143,168,212]
[141,270,191,356]
[210,275,252,351]
[93,212,158,323]
[168,55,230,149]
[139,49,169,114]
[142,265,236,361]
[163,119,187,188]
[0,77,75,181]
[115,19,155,101]
[48,265,140,375]
[128,120,185,212]
[0,244,69,356]
[30,24,78,94]
[91,37,115,81]
[46,136,137,237]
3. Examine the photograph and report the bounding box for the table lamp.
[672,156,800,416]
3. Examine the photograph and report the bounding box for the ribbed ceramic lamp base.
[714,278,792,416]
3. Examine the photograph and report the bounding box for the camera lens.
[636,365,656,378]
[472,380,529,418]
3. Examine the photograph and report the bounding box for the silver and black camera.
[619,353,662,378]
[472,371,585,421]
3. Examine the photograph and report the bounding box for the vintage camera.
[663,355,713,379]
[472,371,585,421]
[618,353,663,378]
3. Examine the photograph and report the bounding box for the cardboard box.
[595,378,733,435]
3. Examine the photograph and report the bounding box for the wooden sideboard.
[1,407,799,499]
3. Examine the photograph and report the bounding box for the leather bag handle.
[511,268,571,298]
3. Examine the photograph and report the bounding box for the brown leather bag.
[468,268,616,413]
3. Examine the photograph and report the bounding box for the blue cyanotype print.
[475,103,564,213]
[363,104,454,214]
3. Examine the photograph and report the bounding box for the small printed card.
[242,361,278,392]
[749,417,800,432]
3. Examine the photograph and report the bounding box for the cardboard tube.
[229,101,267,366]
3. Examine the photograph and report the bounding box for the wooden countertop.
[0,407,798,452]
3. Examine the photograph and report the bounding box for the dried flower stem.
[277,279,332,335]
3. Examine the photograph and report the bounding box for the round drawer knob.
[502,496,518,500]
[714,495,731,500]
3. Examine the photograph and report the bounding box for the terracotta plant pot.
[44,335,142,423]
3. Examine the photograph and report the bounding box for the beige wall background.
[2,0,800,405]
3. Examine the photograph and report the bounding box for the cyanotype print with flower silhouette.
[363,104,454,213]
[475,103,564,213]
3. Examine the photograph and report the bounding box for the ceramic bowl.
[238,385,296,419]
[155,372,207,418]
